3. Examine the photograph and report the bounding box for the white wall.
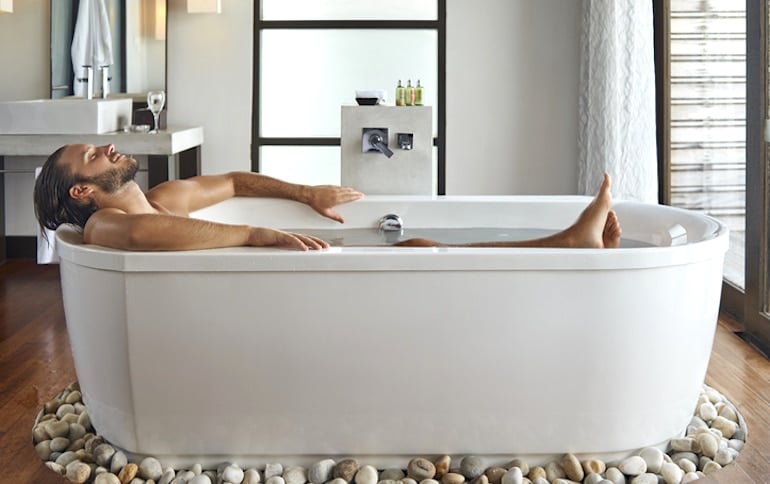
[1,0,581,236]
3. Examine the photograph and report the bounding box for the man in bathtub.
[34,143,621,251]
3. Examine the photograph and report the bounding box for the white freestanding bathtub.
[55,196,729,468]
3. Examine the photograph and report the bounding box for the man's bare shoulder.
[82,208,129,244]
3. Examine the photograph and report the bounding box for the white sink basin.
[0,98,133,134]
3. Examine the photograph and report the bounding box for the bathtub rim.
[54,197,729,273]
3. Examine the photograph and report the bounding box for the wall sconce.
[155,0,166,40]
[187,0,221,13]
[0,0,13,14]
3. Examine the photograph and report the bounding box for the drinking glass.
[147,90,166,133]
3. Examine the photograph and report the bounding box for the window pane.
[261,29,438,138]
[669,0,746,289]
[261,0,437,21]
[260,146,341,186]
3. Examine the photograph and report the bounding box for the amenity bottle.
[396,80,406,106]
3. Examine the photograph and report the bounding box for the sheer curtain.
[578,0,657,202]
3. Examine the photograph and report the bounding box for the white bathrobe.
[71,0,113,98]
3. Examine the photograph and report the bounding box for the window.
[253,1,445,192]
[657,0,770,353]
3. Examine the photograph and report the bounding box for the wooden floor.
[1,260,769,483]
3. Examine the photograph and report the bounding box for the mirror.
[51,0,166,104]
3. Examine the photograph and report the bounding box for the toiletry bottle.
[396,80,406,106]
[406,80,415,106]
[415,80,424,106]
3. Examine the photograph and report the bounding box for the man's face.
[60,143,139,194]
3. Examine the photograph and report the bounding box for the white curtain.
[579,0,658,202]
[71,0,113,97]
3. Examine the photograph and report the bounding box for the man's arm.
[83,209,328,251]
[147,172,363,221]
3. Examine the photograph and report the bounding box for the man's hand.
[249,227,330,251]
[306,185,364,223]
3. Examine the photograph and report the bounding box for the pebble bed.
[33,382,747,484]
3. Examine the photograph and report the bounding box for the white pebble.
[681,472,699,483]
[702,461,722,475]
[604,467,625,484]
[677,458,696,474]
[618,456,646,476]
[696,432,718,458]
[501,467,522,484]
[94,473,121,484]
[629,474,657,484]
[699,402,717,421]
[224,465,245,484]
[355,465,378,484]
[244,469,262,484]
[267,476,286,484]
[139,457,164,481]
[265,463,284,480]
[639,447,664,473]
[660,462,683,484]
[309,459,335,484]
[714,448,734,466]
[189,475,213,484]
[583,474,605,484]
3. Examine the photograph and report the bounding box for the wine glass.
[146,90,166,133]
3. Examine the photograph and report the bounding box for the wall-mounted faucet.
[362,128,394,158]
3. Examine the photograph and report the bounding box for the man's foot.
[603,210,622,248]
[562,172,616,248]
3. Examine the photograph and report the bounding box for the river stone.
[45,461,65,475]
[85,435,106,454]
[64,390,82,405]
[459,457,483,480]
[55,451,79,467]
[629,473,657,484]
[266,476,287,484]
[661,462,683,484]
[528,467,546,481]
[714,448,734,466]
[583,473,604,484]
[334,459,360,482]
[638,447,664,474]
[244,469,262,484]
[560,454,583,482]
[224,465,245,483]
[696,432,718,458]
[158,468,177,484]
[284,466,307,484]
[718,405,738,423]
[677,458,696,474]
[441,472,465,484]
[544,462,565,482]
[604,467,625,484]
[505,459,528,476]
[702,461,722,475]
[670,438,698,453]
[581,459,606,475]
[45,398,62,414]
[698,402,717,422]
[45,420,70,439]
[500,467,522,484]
[618,456,646,476]
[33,424,50,443]
[110,451,128,474]
[66,460,92,483]
[420,479,440,484]
[95,473,122,484]
[50,437,70,453]
[409,458,437,480]
[77,411,92,430]
[309,459,335,484]
[403,479,418,484]
[485,467,506,484]
[380,469,405,481]
[94,443,116,467]
[35,440,52,460]
[711,416,738,438]
[327,478,346,484]
[435,456,451,479]
[189,476,213,484]
[56,403,76,419]
[531,479,549,484]
[68,423,87,441]
[354,465,377,484]
[264,463,284,480]
[139,457,164,481]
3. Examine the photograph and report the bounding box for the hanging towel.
[71,0,113,97]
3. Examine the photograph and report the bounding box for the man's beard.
[88,157,139,193]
